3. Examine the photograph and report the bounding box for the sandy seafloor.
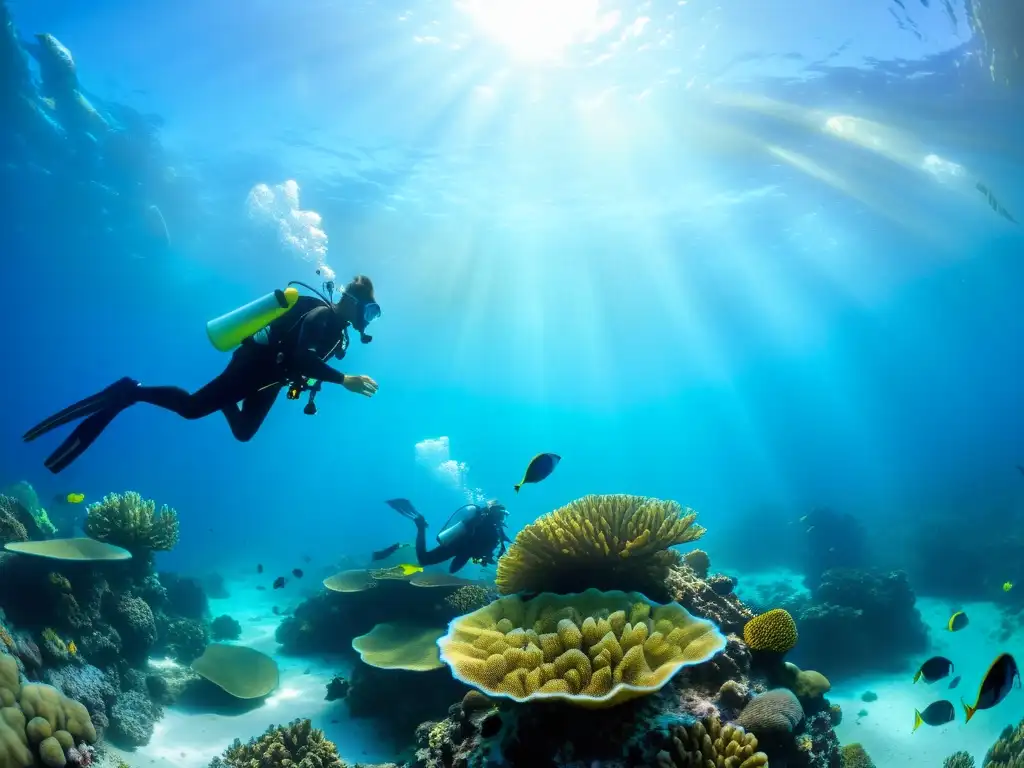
[98,570,1022,768]
[100,572,401,768]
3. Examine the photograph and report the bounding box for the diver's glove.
[342,375,379,397]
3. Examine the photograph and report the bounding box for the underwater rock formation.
[495,494,706,599]
[667,563,754,636]
[791,568,928,678]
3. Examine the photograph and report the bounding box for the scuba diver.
[23,275,381,474]
[386,498,511,574]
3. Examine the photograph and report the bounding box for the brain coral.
[437,588,726,708]
[495,494,706,598]
[743,609,798,654]
[737,689,805,736]
[84,491,179,553]
[656,715,768,768]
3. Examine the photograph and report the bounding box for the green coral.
[211,718,345,767]
[495,494,706,597]
[943,751,975,768]
[84,491,179,552]
[840,743,875,768]
[985,719,1024,768]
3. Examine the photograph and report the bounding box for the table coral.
[495,494,706,599]
[438,588,726,708]
[655,715,769,768]
[84,491,179,553]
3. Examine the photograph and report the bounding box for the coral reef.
[84,492,179,555]
[655,715,768,768]
[495,494,706,599]
[209,718,343,768]
[667,563,754,635]
[0,655,98,767]
[108,690,161,748]
[352,624,444,671]
[210,615,241,642]
[985,717,1024,767]
[838,743,875,768]
[438,589,726,707]
[942,750,975,768]
[792,569,928,678]
[737,689,805,736]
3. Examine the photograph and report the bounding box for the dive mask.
[343,291,381,341]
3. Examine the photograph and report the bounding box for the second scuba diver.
[24,275,381,473]
[386,498,511,573]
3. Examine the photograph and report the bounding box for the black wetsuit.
[414,512,510,573]
[25,295,355,473]
[134,296,350,440]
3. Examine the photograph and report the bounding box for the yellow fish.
[398,563,423,576]
[67,640,77,655]
[1004,582,1014,592]
[65,493,85,504]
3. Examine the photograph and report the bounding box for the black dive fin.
[23,377,136,442]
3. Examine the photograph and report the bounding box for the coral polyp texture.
[743,609,798,655]
[437,588,726,708]
[495,494,706,598]
[985,718,1024,768]
[210,718,344,768]
[655,715,769,768]
[84,492,179,553]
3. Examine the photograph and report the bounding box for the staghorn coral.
[655,715,769,768]
[495,494,705,598]
[743,610,798,655]
[438,588,726,708]
[839,743,875,768]
[212,718,345,768]
[84,491,179,553]
[942,751,975,768]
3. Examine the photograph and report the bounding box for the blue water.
[1,0,1023,764]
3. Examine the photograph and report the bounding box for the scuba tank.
[206,287,300,351]
[437,505,479,546]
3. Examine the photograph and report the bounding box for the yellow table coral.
[438,588,726,709]
[496,494,706,597]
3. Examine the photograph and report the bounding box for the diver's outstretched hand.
[343,375,378,397]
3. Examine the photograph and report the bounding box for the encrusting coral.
[209,718,344,768]
[655,715,769,768]
[495,494,706,598]
[437,588,726,708]
[743,610,798,655]
[84,491,179,553]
